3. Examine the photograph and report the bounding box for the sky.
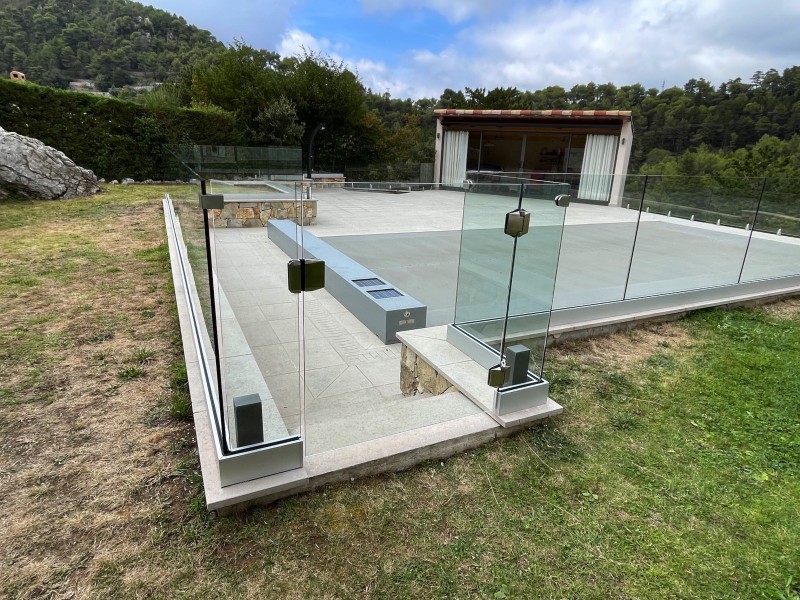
[143,0,800,100]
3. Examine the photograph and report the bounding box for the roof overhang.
[434,109,632,128]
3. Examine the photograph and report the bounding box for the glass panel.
[453,180,567,379]
[504,182,569,378]
[480,132,524,174]
[626,175,761,298]
[453,182,518,346]
[740,177,800,282]
[203,159,302,452]
[299,181,483,455]
[169,164,216,359]
[553,174,645,309]
[522,134,568,175]
[165,153,224,444]
[169,144,302,181]
[566,134,586,175]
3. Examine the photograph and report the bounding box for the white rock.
[121,178,135,185]
[0,128,99,199]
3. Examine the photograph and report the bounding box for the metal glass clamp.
[288,258,325,293]
[199,193,224,210]
[488,363,510,388]
[555,194,572,207]
[504,208,530,237]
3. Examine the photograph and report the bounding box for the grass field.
[1,186,798,599]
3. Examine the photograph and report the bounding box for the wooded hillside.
[0,0,222,89]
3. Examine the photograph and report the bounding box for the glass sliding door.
[479,132,524,175]
[522,134,569,176]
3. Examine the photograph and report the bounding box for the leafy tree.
[187,40,282,130]
[0,0,222,85]
[282,51,367,167]
[251,96,305,146]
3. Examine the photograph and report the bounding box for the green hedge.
[0,79,242,180]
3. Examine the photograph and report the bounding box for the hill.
[0,0,223,89]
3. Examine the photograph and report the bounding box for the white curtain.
[578,134,618,202]
[442,130,469,187]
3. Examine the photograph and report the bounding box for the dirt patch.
[761,296,800,320]
[548,321,694,372]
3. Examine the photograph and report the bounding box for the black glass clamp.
[288,258,325,293]
[199,193,224,210]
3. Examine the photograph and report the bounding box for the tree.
[187,41,282,133]
[282,50,367,167]
[251,96,305,146]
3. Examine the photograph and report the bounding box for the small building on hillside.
[433,109,633,204]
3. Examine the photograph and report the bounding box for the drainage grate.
[353,277,385,287]
[367,288,403,299]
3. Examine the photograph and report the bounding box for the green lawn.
[1,187,798,599]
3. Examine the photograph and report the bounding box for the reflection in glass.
[741,177,800,282]
[626,175,762,298]
[454,181,568,380]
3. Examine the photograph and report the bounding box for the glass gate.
[452,179,569,415]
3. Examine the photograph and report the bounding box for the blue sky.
[144,0,800,99]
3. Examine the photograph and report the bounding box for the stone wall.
[400,345,455,396]
[210,200,317,228]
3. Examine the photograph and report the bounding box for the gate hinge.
[504,208,530,237]
[288,258,325,293]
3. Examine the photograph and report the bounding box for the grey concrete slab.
[211,226,482,460]
[323,230,462,327]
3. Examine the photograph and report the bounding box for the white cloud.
[150,0,800,100]
[358,0,502,23]
[388,0,800,96]
[279,28,332,57]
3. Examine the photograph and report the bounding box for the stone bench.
[267,220,427,343]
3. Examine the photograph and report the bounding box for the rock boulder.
[0,126,100,200]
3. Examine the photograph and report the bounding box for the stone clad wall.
[400,345,454,396]
[210,200,317,227]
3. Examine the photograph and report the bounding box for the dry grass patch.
[549,320,694,372]
[761,296,800,320]
[0,187,197,599]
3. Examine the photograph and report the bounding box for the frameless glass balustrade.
[741,177,800,282]
[290,181,484,455]
[453,180,568,410]
[209,188,303,453]
[553,174,645,308]
[626,175,762,298]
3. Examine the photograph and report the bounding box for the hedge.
[0,79,243,180]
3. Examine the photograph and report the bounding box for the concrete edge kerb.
[162,197,227,502]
